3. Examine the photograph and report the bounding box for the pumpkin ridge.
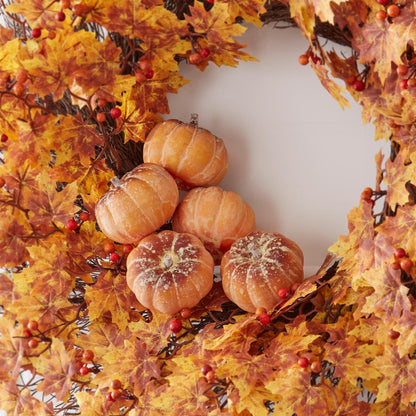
[122,181,159,232]
[192,132,219,184]
[176,123,198,176]
[161,121,183,169]
[100,194,137,242]
[214,189,227,241]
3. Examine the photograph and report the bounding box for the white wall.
[167,24,389,276]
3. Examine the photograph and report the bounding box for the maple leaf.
[48,114,104,168]
[324,336,382,386]
[0,316,31,379]
[8,288,74,329]
[76,318,133,358]
[217,0,267,27]
[64,221,108,282]
[360,265,411,324]
[383,148,414,207]
[74,389,114,416]
[32,338,77,401]
[69,34,129,99]
[0,95,28,143]
[20,33,85,101]
[267,368,337,415]
[377,204,416,261]
[25,171,78,227]
[0,209,32,268]
[310,60,350,109]
[351,14,402,84]
[0,273,21,309]
[312,0,349,25]
[5,0,66,30]
[121,90,163,143]
[128,309,172,355]
[148,372,213,416]
[12,245,73,298]
[185,2,257,68]
[395,309,416,357]
[0,382,55,416]
[94,339,160,398]
[132,69,190,115]
[288,0,316,44]
[84,271,143,331]
[372,344,416,404]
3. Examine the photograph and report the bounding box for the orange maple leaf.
[372,344,416,404]
[84,271,143,331]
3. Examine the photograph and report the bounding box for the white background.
[168,24,390,276]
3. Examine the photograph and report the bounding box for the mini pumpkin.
[143,119,228,189]
[95,163,179,244]
[126,230,214,314]
[172,186,256,264]
[220,230,304,313]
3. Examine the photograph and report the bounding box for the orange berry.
[28,338,39,348]
[400,257,413,274]
[82,349,94,361]
[408,78,416,88]
[387,4,400,17]
[135,71,146,83]
[311,361,322,373]
[206,370,216,383]
[361,187,372,200]
[79,211,90,222]
[376,10,387,20]
[139,59,152,73]
[396,64,408,77]
[298,54,309,65]
[104,241,116,254]
[180,307,192,319]
[96,112,106,123]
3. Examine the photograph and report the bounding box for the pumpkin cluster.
[95,118,304,314]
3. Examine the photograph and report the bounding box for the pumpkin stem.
[190,113,199,127]
[164,253,173,268]
[110,176,123,188]
[248,243,262,260]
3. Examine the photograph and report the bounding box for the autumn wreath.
[0,0,415,415]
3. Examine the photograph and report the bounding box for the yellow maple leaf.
[217,0,267,27]
[185,2,257,68]
[33,338,77,401]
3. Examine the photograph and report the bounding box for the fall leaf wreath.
[0,0,416,415]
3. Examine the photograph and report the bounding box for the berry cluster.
[360,187,375,206]
[395,64,416,90]
[103,241,134,264]
[298,356,323,373]
[188,47,211,65]
[391,247,413,274]
[254,283,301,325]
[298,50,322,66]
[66,211,90,231]
[201,364,216,383]
[95,99,123,123]
[135,59,154,83]
[76,349,96,376]
[22,320,42,349]
[375,0,401,20]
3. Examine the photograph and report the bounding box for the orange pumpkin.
[95,163,179,244]
[220,230,304,313]
[126,230,214,314]
[143,119,228,189]
[172,186,256,264]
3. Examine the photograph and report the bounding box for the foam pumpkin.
[220,230,304,313]
[172,186,256,264]
[95,163,179,244]
[126,230,214,314]
[143,119,228,189]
